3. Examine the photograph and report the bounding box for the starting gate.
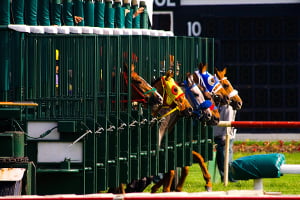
[0,0,214,195]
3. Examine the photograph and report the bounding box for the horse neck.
[158,108,180,146]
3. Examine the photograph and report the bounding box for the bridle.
[218,77,239,99]
[123,71,157,103]
[183,80,216,119]
[199,70,223,95]
[157,76,185,119]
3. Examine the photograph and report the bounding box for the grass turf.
[144,152,300,194]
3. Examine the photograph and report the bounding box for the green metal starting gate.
[0,0,215,195]
[0,26,214,194]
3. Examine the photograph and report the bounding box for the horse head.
[123,62,163,106]
[160,70,193,117]
[151,70,193,146]
[194,63,230,106]
[183,72,220,125]
[215,67,243,110]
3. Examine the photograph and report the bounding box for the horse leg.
[151,175,165,193]
[192,151,212,192]
[162,170,175,192]
[175,166,189,192]
[107,183,125,194]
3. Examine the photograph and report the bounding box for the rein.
[157,106,179,120]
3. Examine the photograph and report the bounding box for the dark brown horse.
[123,62,163,106]
[108,63,163,194]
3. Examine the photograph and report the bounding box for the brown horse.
[150,73,220,193]
[214,67,242,110]
[151,70,193,146]
[174,68,243,192]
[124,70,194,194]
[213,67,242,183]
[123,63,163,106]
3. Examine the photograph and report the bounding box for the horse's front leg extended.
[162,170,175,192]
[151,175,164,193]
[192,150,212,192]
[175,166,189,192]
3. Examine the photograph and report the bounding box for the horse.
[213,67,243,182]
[193,63,230,107]
[123,62,163,106]
[151,70,193,146]
[165,68,243,192]
[150,73,220,193]
[214,67,242,110]
[124,70,194,193]
[183,72,220,126]
[151,66,244,192]
[107,63,163,194]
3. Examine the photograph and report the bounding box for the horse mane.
[151,77,161,86]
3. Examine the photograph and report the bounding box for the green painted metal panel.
[0,30,9,101]
[0,134,14,157]
[0,132,24,158]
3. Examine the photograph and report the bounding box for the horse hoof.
[151,187,158,193]
[205,186,212,192]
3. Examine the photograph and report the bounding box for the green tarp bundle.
[51,0,62,26]
[131,0,139,28]
[74,0,85,26]
[94,0,105,27]
[84,0,94,26]
[25,0,38,25]
[139,1,149,29]
[63,0,74,26]
[114,0,125,28]
[229,153,285,180]
[104,0,114,28]
[12,0,24,24]
[38,0,50,25]
[123,0,132,28]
